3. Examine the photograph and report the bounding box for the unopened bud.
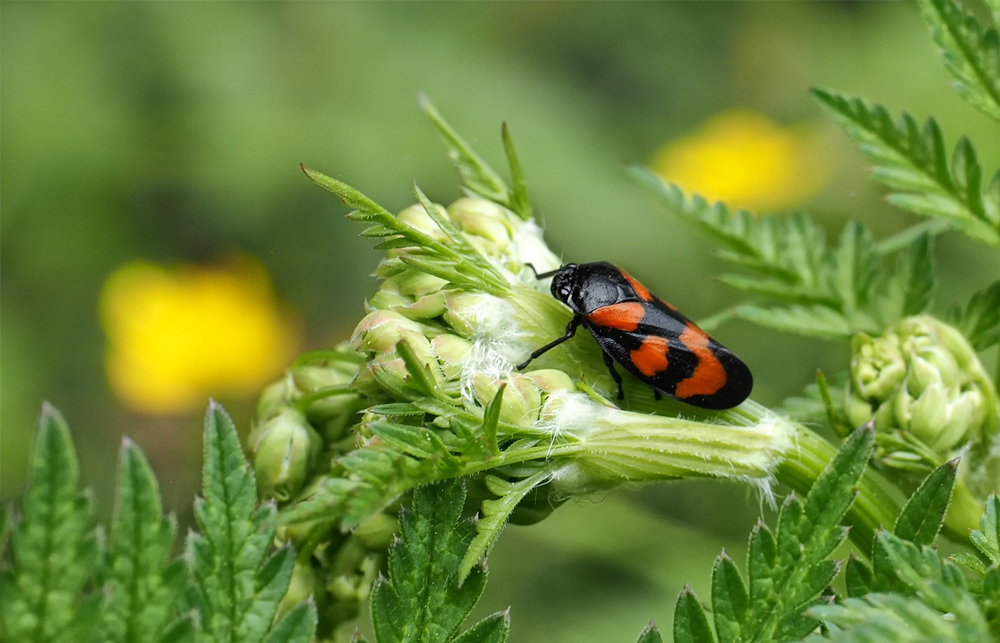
[397,204,447,241]
[448,197,515,251]
[851,333,905,402]
[248,408,322,502]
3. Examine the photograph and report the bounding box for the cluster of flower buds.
[248,108,951,637]
[248,186,831,637]
[848,315,1000,493]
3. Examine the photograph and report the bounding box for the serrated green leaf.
[812,88,1000,248]
[734,304,857,338]
[900,232,936,317]
[950,551,989,576]
[948,279,1000,350]
[835,221,879,311]
[302,165,510,297]
[635,621,663,643]
[450,611,510,643]
[458,471,549,583]
[972,494,1000,564]
[844,555,873,598]
[747,521,777,609]
[369,480,492,643]
[0,403,100,643]
[715,274,837,306]
[419,94,510,204]
[875,530,989,638]
[189,401,306,643]
[710,551,746,643]
[372,422,457,464]
[894,460,957,546]
[672,586,714,643]
[808,593,991,643]
[102,438,187,643]
[261,601,318,643]
[918,0,1000,122]
[773,610,821,642]
[795,427,872,555]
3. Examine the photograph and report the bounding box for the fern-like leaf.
[369,480,509,643]
[812,88,1000,248]
[632,168,938,338]
[947,279,1000,349]
[102,438,191,643]
[458,471,549,583]
[187,401,313,643]
[0,403,101,643]
[918,0,1000,122]
[671,426,874,643]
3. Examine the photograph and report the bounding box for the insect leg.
[516,316,581,370]
[601,350,624,400]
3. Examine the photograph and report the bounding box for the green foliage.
[947,278,1000,350]
[656,426,874,643]
[918,0,1000,122]
[631,169,939,339]
[300,166,510,296]
[102,439,192,643]
[419,95,532,222]
[0,403,101,643]
[811,88,1000,250]
[0,402,317,643]
[188,402,316,643]
[458,470,549,583]
[631,439,1000,643]
[367,480,509,643]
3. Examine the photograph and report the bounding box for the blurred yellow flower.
[100,256,301,414]
[652,109,831,212]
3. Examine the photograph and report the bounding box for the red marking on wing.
[619,269,654,302]
[630,335,670,377]
[587,302,645,332]
[674,323,727,398]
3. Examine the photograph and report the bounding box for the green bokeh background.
[2,2,998,640]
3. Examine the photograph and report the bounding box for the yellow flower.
[652,109,831,212]
[100,255,301,414]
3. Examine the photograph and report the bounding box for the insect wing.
[585,297,752,409]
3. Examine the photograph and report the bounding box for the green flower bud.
[851,332,905,402]
[247,408,323,502]
[398,203,448,241]
[382,269,448,298]
[431,334,472,381]
[352,310,430,355]
[852,315,1000,470]
[523,369,577,395]
[400,291,448,320]
[472,373,543,427]
[448,197,515,252]
[368,288,412,311]
[254,374,296,425]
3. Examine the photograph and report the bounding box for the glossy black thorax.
[550,261,635,315]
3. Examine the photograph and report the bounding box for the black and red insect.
[518,261,753,410]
